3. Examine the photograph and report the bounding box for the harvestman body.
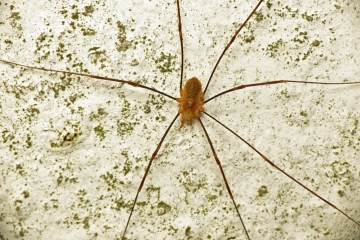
[177,77,204,127]
[1,0,360,239]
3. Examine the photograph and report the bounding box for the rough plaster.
[0,0,360,239]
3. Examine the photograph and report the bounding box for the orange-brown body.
[176,77,204,127]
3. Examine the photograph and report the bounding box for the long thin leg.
[198,118,251,240]
[205,79,360,103]
[122,113,179,239]
[0,59,176,100]
[204,0,264,94]
[176,0,184,89]
[204,111,360,227]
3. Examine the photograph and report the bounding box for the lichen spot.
[176,77,205,127]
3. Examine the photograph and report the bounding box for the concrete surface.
[0,0,360,239]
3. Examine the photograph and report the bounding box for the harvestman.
[1,0,360,239]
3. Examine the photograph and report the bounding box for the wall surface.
[1,0,360,239]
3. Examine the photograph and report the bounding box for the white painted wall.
[0,0,360,239]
